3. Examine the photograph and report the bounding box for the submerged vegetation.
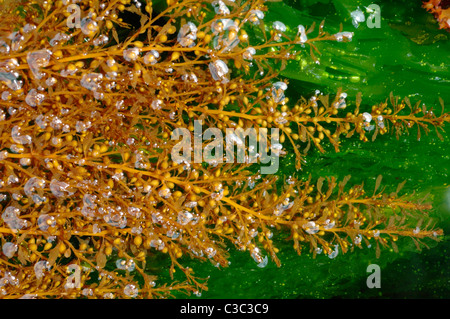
[0,0,448,298]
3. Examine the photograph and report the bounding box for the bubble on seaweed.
[37,214,57,231]
[81,73,103,91]
[123,47,140,62]
[2,242,18,258]
[80,17,99,36]
[34,261,51,280]
[2,206,28,230]
[27,50,52,80]
[212,0,230,15]
[124,284,138,298]
[11,126,32,145]
[25,89,45,107]
[271,81,288,103]
[143,50,160,65]
[209,59,229,83]
[177,22,197,47]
